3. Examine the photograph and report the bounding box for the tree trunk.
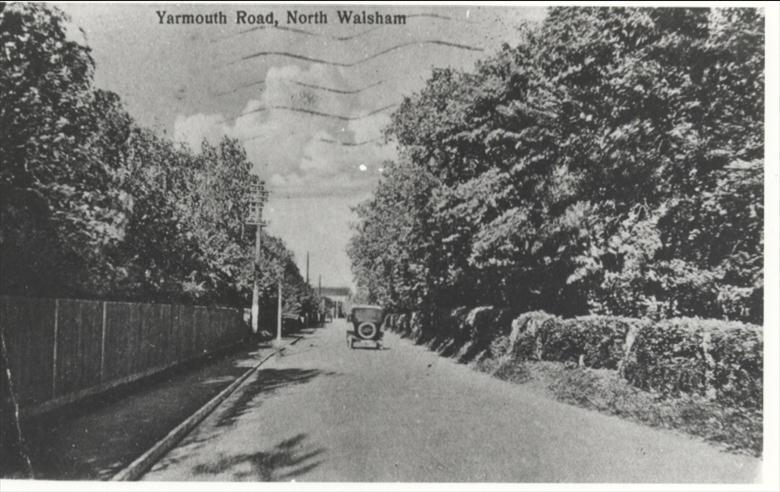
[0,327,33,478]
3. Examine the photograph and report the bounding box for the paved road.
[144,320,761,482]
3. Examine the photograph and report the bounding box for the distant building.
[319,287,351,318]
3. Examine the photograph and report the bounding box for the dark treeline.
[0,3,317,314]
[349,7,763,324]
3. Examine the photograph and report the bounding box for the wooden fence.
[0,296,250,415]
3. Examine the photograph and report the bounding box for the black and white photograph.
[0,1,778,488]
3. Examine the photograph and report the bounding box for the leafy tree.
[350,7,763,324]
[1,2,318,312]
[1,4,128,296]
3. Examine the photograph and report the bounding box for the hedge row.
[383,309,762,409]
[508,311,558,361]
[540,316,650,370]
[621,317,763,408]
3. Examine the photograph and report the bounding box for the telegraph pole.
[252,202,262,333]
[276,279,283,344]
[247,178,268,334]
[304,252,310,327]
[318,275,322,324]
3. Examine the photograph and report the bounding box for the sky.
[58,3,548,290]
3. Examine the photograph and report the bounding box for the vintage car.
[281,313,304,335]
[346,304,384,349]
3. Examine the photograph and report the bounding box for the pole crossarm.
[246,177,269,226]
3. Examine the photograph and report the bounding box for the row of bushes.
[383,308,763,410]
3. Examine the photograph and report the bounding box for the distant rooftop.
[319,287,351,297]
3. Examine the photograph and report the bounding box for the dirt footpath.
[21,338,287,480]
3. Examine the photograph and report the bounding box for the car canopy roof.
[350,304,383,311]
[350,305,384,323]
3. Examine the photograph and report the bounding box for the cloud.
[172,112,231,150]
[173,63,398,197]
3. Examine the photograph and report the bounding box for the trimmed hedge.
[383,313,397,332]
[464,307,515,344]
[409,312,423,339]
[508,311,559,360]
[539,316,650,370]
[708,322,763,409]
[434,307,470,341]
[465,306,496,343]
[396,313,410,337]
[621,317,763,408]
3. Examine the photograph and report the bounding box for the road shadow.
[349,345,390,351]
[148,368,338,474]
[457,341,487,364]
[437,337,469,359]
[427,337,446,352]
[191,433,324,481]
[215,368,336,429]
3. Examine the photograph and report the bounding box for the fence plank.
[0,296,56,407]
[52,299,58,398]
[139,304,159,370]
[100,302,107,381]
[176,305,195,361]
[194,307,209,355]
[168,304,180,364]
[2,296,248,413]
[54,299,102,397]
[158,304,172,368]
[104,302,139,381]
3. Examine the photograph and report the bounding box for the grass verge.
[476,357,762,456]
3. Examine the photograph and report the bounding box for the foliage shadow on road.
[191,433,324,481]
[215,368,338,429]
[148,368,335,476]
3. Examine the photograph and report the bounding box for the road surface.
[143,319,761,482]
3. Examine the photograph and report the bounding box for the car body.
[346,304,384,349]
[281,313,304,335]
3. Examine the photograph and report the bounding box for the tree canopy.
[349,7,763,324]
[1,3,317,313]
